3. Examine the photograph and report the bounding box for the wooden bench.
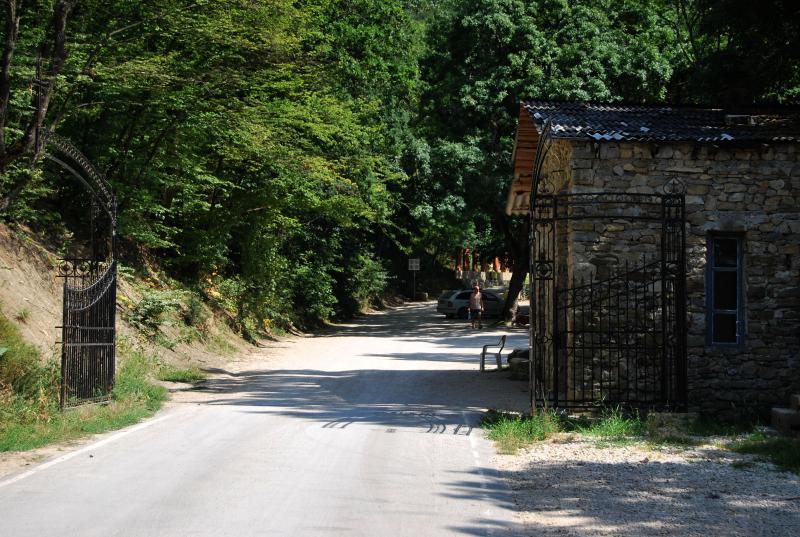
[480,335,507,372]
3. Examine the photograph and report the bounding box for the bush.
[338,254,387,314]
[0,313,55,400]
[292,264,337,324]
[127,290,182,333]
[181,294,208,328]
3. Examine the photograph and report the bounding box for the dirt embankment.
[0,226,62,354]
[0,223,251,372]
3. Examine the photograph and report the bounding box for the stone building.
[506,101,800,417]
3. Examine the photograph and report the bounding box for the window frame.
[705,234,745,347]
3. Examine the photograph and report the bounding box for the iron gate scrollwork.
[43,132,118,408]
[528,121,687,412]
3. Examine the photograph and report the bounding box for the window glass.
[708,235,743,345]
[713,272,737,310]
[484,294,498,301]
[713,313,737,343]
[456,292,471,300]
[713,239,738,267]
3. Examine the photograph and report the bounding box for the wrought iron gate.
[527,121,687,412]
[43,132,118,408]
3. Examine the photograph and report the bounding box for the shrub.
[127,290,181,333]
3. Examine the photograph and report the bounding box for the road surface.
[0,303,529,536]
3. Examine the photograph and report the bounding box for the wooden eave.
[505,104,539,215]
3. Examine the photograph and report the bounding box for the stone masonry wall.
[566,140,800,417]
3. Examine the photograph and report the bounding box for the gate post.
[662,178,688,410]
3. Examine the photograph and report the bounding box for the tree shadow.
[497,451,800,536]
[199,367,529,418]
[314,303,530,353]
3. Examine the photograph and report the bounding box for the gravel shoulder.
[493,435,800,536]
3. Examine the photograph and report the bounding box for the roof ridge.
[520,101,800,143]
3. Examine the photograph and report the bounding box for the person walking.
[468,284,485,329]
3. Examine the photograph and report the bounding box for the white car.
[436,289,506,319]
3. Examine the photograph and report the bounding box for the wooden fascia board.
[505,104,539,215]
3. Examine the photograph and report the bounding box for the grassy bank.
[481,408,800,474]
[0,313,167,452]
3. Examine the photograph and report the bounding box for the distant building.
[507,101,800,417]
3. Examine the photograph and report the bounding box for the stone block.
[724,183,747,193]
[791,394,800,410]
[655,146,674,159]
[687,184,709,195]
[573,168,594,182]
[771,407,800,436]
[599,144,620,159]
[665,165,705,174]
[633,145,653,159]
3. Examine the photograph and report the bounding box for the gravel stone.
[493,437,800,536]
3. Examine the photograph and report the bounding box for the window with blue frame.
[706,235,744,345]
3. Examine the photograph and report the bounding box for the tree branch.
[0,0,73,213]
[0,0,23,155]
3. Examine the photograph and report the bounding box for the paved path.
[0,303,530,536]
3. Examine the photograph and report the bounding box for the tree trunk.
[503,247,529,321]
[0,1,73,212]
[500,212,530,321]
[0,0,22,155]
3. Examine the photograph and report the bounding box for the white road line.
[0,413,174,489]
[463,411,495,536]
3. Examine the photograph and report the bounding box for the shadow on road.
[193,303,531,536]
[497,456,800,536]
[315,302,529,348]
[200,367,528,423]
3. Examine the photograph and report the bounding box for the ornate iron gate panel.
[59,260,117,406]
[41,132,118,408]
[530,186,687,412]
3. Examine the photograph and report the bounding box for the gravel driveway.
[494,435,800,536]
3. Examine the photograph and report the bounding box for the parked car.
[436,288,506,318]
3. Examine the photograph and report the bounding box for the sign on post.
[408,258,420,300]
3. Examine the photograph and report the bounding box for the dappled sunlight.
[496,446,800,536]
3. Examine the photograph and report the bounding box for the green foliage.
[338,254,388,313]
[126,290,182,334]
[577,408,647,439]
[14,308,31,323]
[3,1,798,329]
[293,265,337,323]
[666,0,800,105]
[0,313,55,399]
[0,328,167,452]
[481,410,563,453]
[157,365,206,384]
[730,433,800,474]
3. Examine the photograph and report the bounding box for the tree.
[416,0,679,317]
[0,0,73,212]
[665,0,800,104]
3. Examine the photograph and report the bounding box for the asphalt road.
[0,303,529,536]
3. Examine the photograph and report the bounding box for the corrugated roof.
[522,101,800,143]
